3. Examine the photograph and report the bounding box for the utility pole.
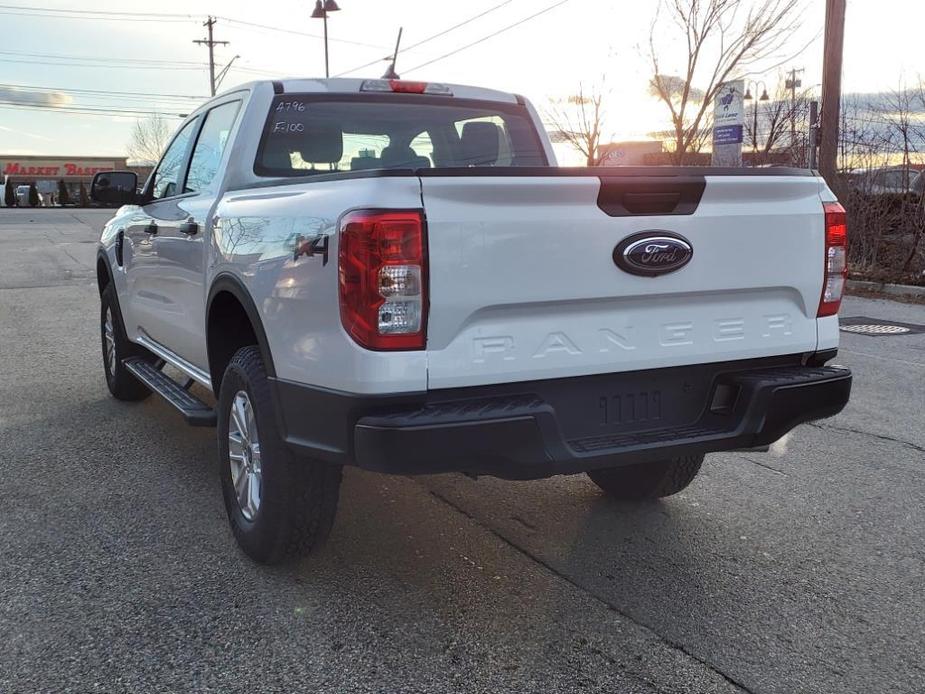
[819,0,846,183]
[809,100,819,169]
[193,16,229,97]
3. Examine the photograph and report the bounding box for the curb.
[847,279,925,299]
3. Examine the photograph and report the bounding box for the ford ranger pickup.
[91,78,852,564]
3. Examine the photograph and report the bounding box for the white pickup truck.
[92,78,851,564]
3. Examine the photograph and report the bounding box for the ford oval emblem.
[613,231,693,277]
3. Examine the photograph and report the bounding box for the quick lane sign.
[711,81,744,167]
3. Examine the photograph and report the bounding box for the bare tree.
[835,85,925,278]
[545,82,610,166]
[648,0,802,164]
[126,114,171,165]
[878,86,925,271]
[743,80,811,165]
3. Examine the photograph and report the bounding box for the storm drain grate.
[839,316,925,336]
[840,324,911,335]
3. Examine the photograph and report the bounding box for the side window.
[185,101,241,193]
[152,117,199,200]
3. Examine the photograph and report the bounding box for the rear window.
[255,94,547,177]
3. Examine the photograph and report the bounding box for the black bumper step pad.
[123,357,216,427]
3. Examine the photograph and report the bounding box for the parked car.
[845,166,925,196]
[91,78,852,564]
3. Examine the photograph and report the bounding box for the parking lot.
[0,208,922,693]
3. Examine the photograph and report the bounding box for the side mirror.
[91,171,139,206]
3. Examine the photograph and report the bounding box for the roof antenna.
[382,27,402,79]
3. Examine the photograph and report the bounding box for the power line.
[335,0,516,77]
[405,0,571,73]
[0,100,182,115]
[0,3,192,18]
[0,49,206,67]
[0,4,385,49]
[0,57,206,71]
[194,16,230,96]
[0,83,207,100]
[226,65,286,77]
[50,93,202,108]
[0,102,184,117]
[217,16,388,49]
[0,9,193,23]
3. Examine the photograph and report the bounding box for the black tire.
[217,345,342,565]
[587,455,705,500]
[100,284,151,401]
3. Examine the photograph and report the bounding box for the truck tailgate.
[421,173,827,389]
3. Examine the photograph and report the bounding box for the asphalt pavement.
[0,208,922,693]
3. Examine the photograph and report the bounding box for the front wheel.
[100,285,151,401]
[587,455,705,500]
[217,345,342,564]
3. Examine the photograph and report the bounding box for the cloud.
[0,88,73,107]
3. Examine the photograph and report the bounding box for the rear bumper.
[271,355,851,480]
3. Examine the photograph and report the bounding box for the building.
[1,155,151,205]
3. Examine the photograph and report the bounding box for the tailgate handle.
[623,192,681,214]
[597,177,706,217]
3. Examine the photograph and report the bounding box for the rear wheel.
[587,455,705,500]
[217,345,342,564]
[100,285,151,401]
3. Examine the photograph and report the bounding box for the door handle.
[179,219,199,235]
[143,221,158,235]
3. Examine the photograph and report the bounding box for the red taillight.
[818,201,848,317]
[338,210,428,350]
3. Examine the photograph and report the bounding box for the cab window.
[185,101,241,193]
[256,97,547,176]
[151,117,199,200]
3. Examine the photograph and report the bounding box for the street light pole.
[311,0,341,78]
[743,81,770,163]
[322,10,329,78]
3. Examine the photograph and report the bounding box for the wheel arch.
[96,251,113,296]
[207,274,277,393]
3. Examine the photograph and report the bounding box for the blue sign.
[714,124,743,146]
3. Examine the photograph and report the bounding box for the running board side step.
[123,357,217,427]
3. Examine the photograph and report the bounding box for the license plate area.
[597,390,665,428]
[539,368,715,441]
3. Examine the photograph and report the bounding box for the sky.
[0,0,922,162]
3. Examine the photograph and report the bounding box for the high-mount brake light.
[817,201,848,318]
[359,79,453,96]
[338,210,428,351]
